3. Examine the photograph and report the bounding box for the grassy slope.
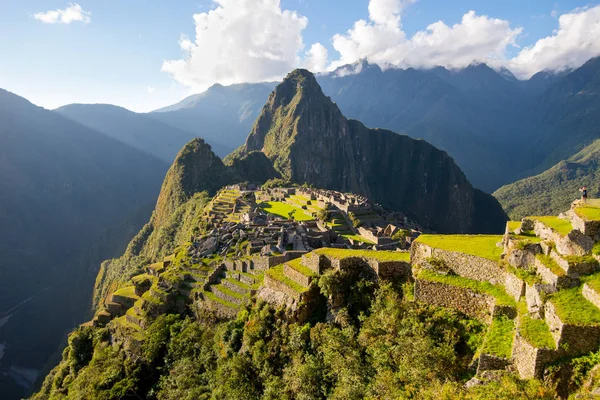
[494,140,600,220]
[415,234,503,261]
[314,248,410,262]
[259,201,313,221]
[529,216,573,236]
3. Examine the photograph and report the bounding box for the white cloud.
[509,5,600,78]
[330,1,521,71]
[304,43,329,73]
[163,0,600,88]
[147,86,156,94]
[162,0,308,91]
[33,3,91,24]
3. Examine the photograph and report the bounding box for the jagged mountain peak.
[230,69,507,233]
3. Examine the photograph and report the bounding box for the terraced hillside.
[412,199,600,381]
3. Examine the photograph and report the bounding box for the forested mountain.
[495,139,600,219]
[0,89,168,398]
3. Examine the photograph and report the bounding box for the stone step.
[211,284,248,305]
[202,291,240,319]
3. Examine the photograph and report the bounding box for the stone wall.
[534,221,593,256]
[512,333,558,379]
[203,295,239,319]
[252,255,286,270]
[369,260,412,282]
[414,279,495,323]
[569,211,600,237]
[534,257,575,290]
[284,264,312,287]
[583,283,600,309]
[504,272,525,302]
[263,273,303,303]
[545,301,600,356]
[411,242,506,285]
[477,354,510,375]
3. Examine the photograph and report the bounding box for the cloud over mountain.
[162,0,308,92]
[163,0,600,88]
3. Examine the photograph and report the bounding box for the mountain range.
[0,89,168,398]
[73,57,589,194]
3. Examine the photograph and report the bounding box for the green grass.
[583,272,600,294]
[536,254,566,277]
[530,216,573,236]
[507,221,521,233]
[203,290,240,309]
[266,264,308,293]
[504,263,541,286]
[575,204,600,221]
[314,248,410,262]
[259,201,313,221]
[417,269,515,307]
[415,235,503,261]
[549,286,600,326]
[341,234,375,245]
[113,315,144,341]
[286,258,317,277]
[480,317,515,358]
[563,254,598,266]
[112,286,139,299]
[223,278,251,291]
[593,242,600,256]
[517,301,555,349]
[214,284,248,300]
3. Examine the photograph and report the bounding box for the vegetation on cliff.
[34,282,554,399]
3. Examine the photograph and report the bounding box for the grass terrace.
[203,290,240,309]
[504,263,541,286]
[575,201,600,221]
[314,248,411,262]
[259,201,313,221]
[215,285,248,301]
[342,234,376,245]
[112,316,144,341]
[286,258,317,277]
[536,254,566,277]
[517,301,555,349]
[480,317,515,359]
[112,286,139,299]
[530,216,573,237]
[583,272,600,294]
[415,235,503,261]
[417,269,515,307]
[507,221,521,233]
[266,264,308,293]
[548,285,600,326]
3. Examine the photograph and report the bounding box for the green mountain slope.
[228,69,507,233]
[494,139,600,219]
[92,138,236,309]
[0,89,168,399]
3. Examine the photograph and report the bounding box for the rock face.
[229,69,507,233]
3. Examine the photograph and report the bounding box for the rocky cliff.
[228,69,507,233]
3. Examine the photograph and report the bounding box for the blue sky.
[1,0,599,112]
